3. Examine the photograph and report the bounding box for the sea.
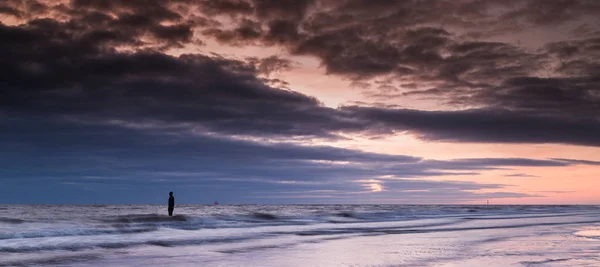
[1,205,599,266]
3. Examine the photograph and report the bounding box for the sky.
[1,0,600,204]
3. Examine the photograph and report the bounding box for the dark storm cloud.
[0,6,21,18]
[0,18,367,139]
[1,17,600,147]
[1,0,600,148]
[71,0,185,17]
[293,27,407,78]
[7,1,599,113]
[198,0,254,16]
[253,0,314,21]
[202,18,263,46]
[193,0,600,121]
[499,0,600,26]
[342,107,600,146]
[1,0,47,17]
[150,24,194,46]
[246,55,297,76]
[3,0,199,50]
[471,75,600,117]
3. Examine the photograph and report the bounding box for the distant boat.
[213,201,219,205]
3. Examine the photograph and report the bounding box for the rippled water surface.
[1,205,599,266]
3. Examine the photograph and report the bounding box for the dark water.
[1,205,599,266]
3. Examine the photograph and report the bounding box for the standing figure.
[168,191,175,216]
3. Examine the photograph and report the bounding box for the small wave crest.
[0,217,26,224]
[0,227,160,240]
[0,235,255,253]
[251,213,278,220]
[103,214,188,223]
[335,212,357,218]
[0,253,101,267]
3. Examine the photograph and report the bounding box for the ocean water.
[1,205,599,266]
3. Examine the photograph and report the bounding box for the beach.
[1,205,599,266]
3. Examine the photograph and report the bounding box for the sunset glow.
[1,0,600,204]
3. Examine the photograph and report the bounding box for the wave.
[251,212,278,220]
[4,216,600,254]
[335,212,357,218]
[2,204,600,256]
[0,217,25,224]
[0,234,258,253]
[0,227,159,240]
[104,214,188,223]
[520,258,571,265]
[0,253,102,267]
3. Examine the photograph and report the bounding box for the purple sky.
[1,0,600,204]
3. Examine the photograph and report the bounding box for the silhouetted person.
[168,191,175,216]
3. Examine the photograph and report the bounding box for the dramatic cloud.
[1,0,599,203]
[1,11,599,146]
[0,20,356,138]
[196,0,600,120]
[342,107,600,146]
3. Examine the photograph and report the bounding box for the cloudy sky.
[1,0,599,204]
